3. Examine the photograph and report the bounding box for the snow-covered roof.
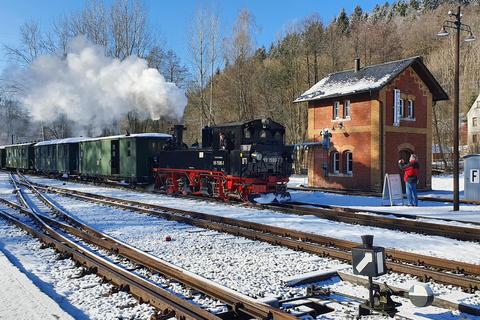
[467,94,480,117]
[2,142,36,148]
[83,133,172,142]
[35,137,87,147]
[294,56,448,103]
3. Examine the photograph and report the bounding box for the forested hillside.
[1,0,479,165]
[183,0,480,159]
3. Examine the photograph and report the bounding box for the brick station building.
[294,57,448,191]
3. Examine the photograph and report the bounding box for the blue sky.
[0,0,383,72]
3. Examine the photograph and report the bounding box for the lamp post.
[437,5,476,211]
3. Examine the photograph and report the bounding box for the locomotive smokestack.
[173,125,185,148]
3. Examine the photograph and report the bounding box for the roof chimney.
[354,58,361,72]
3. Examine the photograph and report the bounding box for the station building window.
[343,100,350,118]
[399,99,404,118]
[473,117,478,127]
[407,100,414,119]
[332,152,340,173]
[344,151,353,174]
[333,101,340,119]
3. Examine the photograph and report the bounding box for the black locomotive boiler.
[153,118,294,202]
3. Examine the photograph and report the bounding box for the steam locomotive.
[1,118,293,202]
[154,118,294,202]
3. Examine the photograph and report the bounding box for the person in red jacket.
[398,154,419,206]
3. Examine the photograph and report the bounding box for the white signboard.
[470,169,479,184]
[393,89,401,127]
[382,173,404,206]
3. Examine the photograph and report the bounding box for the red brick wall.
[308,95,374,190]
[384,67,430,189]
[385,68,428,129]
[312,96,372,130]
[384,132,427,188]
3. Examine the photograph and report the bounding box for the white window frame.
[407,100,414,119]
[399,99,404,118]
[473,117,478,127]
[333,101,340,120]
[345,152,353,174]
[332,152,340,173]
[344,100,350,118]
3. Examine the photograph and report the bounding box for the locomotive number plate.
[213,160,224,166]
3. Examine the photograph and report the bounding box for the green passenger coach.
[79,133,171,183]
[35,138,84,175]
[5,143,35,170]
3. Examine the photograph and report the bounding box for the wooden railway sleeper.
[17,177,480,293]
[12,178,298,320]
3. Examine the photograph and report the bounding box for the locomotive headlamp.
[252,152,263,161]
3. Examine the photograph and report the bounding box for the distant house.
[467,94,480,153]
[294,56,448,191]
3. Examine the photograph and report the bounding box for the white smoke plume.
[15,36,187,132]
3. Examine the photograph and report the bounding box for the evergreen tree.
[350,5,364,24]
[336,8,350,34]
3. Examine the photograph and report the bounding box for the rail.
[2,174,220,320]
[16,175,480,293]
[10,173,299,320]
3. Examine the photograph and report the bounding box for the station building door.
[398,148,413,193]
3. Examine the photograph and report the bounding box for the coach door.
[111,140,120,175]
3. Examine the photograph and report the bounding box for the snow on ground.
[0,221,155,320]
[289,173,480,224]
[44,191,347,299]
[25,174,480,265]
[0,248,74,320]
[36,184,480,319]
[1,173,478,318]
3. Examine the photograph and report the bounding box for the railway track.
[258,203,480,242]
[288,185,480,205]
[1,178,218,320]
[16,174,480,294]
[3,174,299,320]
[21,171,480,241]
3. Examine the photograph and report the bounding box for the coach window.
[345,151,353,175]
[332,152,340,173]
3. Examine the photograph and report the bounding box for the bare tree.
[162,50,189,88]
[224,9,257,120]
[3,20,50,66]
[110,0,152,59]
[188,6,211,126]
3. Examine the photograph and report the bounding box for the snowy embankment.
[26,175,480,265]
[289,174,480,224]
[0,222,155,320]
